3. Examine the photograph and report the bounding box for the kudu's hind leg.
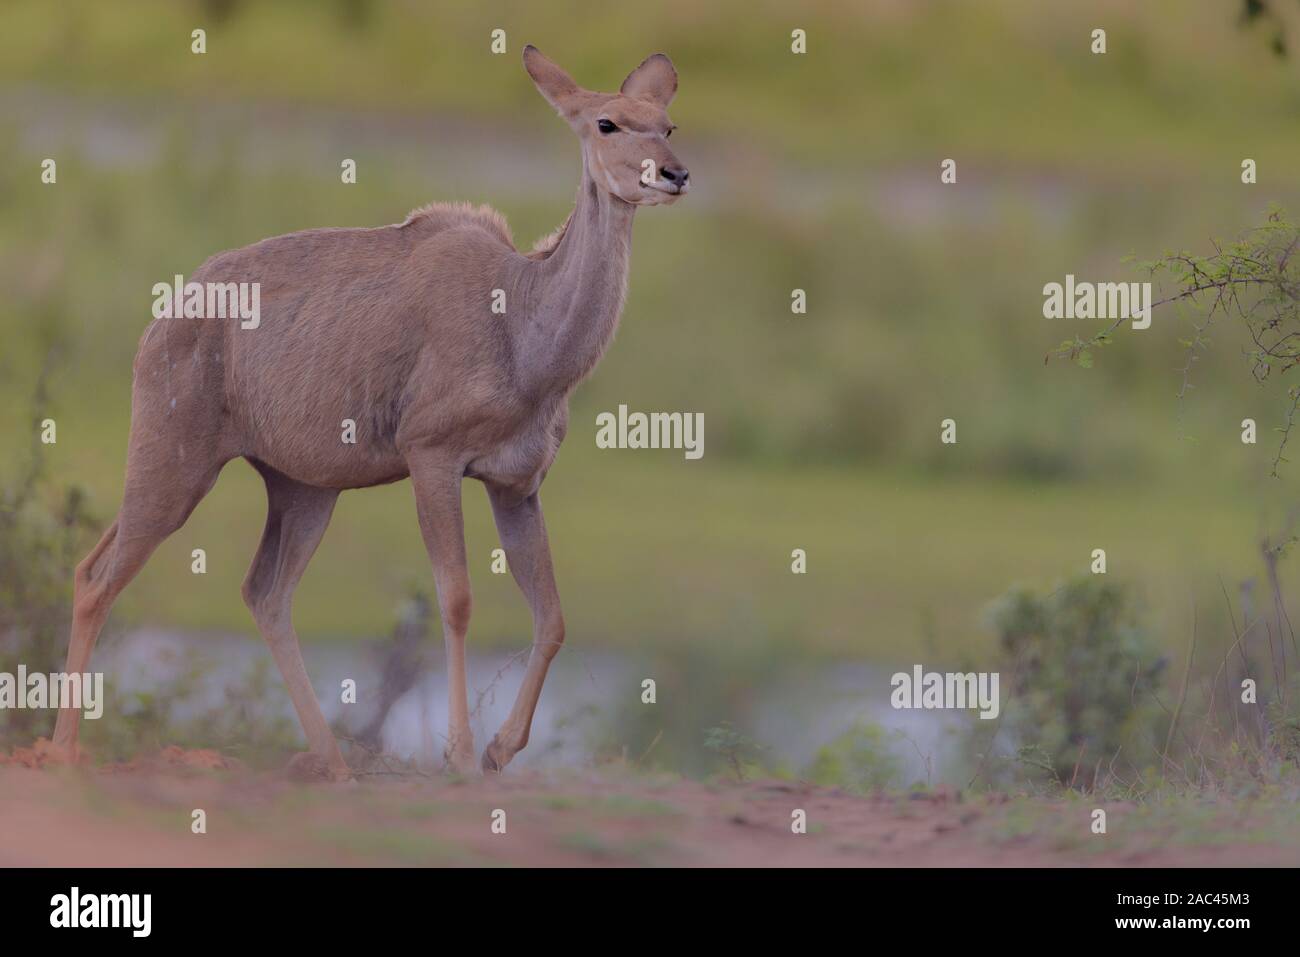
[481,487,565,773]
[241,463,347,781]
[52,461,223,758]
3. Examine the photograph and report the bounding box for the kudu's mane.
[399,200,572,261]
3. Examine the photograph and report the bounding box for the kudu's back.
[133,211,521,490]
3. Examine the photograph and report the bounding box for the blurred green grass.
[3,0,1298,173]
[4,0,1300,663]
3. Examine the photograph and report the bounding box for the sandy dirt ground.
[1,744,1296,867]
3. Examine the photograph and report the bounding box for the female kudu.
[52,46,689,778]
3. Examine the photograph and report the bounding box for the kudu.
[51,46,689,779]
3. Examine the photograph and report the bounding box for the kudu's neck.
[520,158,636,396]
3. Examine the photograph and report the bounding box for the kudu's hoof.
[443,747,478,777]
[36,738,81,768]
[481,737,509,774]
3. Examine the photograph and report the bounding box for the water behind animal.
[96,628,960,782]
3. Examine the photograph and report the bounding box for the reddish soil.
[1,744,1295,867]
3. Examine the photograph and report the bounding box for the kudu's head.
[523,45,689,207]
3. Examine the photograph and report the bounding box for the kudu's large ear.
[620,53,677,107]
[523,45,583,117]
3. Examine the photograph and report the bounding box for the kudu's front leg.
[482,487,565,772]
[407,450,476,773]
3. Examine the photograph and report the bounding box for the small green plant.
[1264,676,1300,766]
[805,721,904,793]
[703,722,766,782]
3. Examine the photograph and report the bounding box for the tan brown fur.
[51,46,688,779]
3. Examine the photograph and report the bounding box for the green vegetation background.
[3,0,1300,666]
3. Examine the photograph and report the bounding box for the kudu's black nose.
[660,164,689,185]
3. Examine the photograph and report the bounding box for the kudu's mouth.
[643,179,688,200]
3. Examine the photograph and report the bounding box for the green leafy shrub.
[1055,208,1300,475]
[983,577,1167,787]
[0,372,96,748]
[804,721,904,793]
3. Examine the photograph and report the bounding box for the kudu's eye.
[665,127,674,138]
[597,119,618,134]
